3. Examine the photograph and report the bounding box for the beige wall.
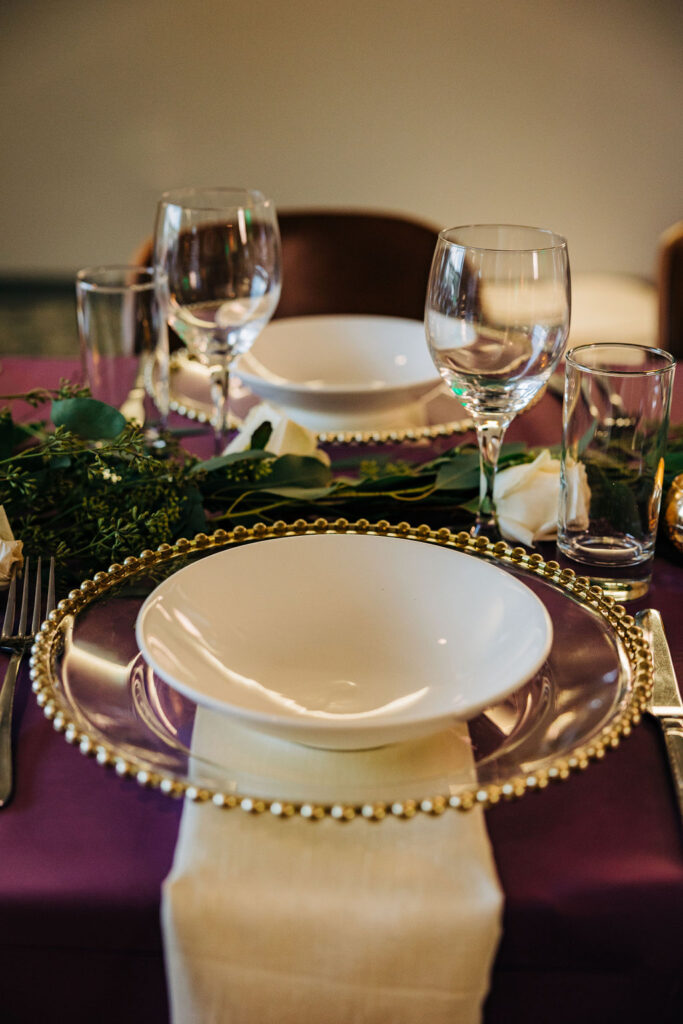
[1,0,681,277]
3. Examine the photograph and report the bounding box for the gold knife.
[636,608,683,822]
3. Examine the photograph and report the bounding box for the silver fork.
[0,556,56,808]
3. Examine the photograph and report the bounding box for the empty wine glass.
[425,224,570,537]
[154,187,282,451]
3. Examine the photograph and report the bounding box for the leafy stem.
[2,386,682,587]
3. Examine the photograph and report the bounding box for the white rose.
[223,403,330,466]
[494,449,590,547]
[0,505,24,589]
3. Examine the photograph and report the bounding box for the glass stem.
[474,418,511,536]
[210,363,231,455]
[154,321,170,430]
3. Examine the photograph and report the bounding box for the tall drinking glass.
[154,187,282,451]
[76,265,158,421]
[557,343,675,600]
[425,225,570,536]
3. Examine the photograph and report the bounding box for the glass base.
[471,517,501,542]
[583,573,651,602]
[555,541,652,602]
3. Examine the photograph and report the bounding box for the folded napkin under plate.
[162,709,503,1024]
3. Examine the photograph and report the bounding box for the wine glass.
[425,224,570,537]
[154,187,282,451]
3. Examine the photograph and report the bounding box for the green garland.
[2,385,682,586]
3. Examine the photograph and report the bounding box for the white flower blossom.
[494,449,590,547]
[0,505,23,589]
[224,403,330,465]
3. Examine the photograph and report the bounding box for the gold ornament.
[664,473,683,555]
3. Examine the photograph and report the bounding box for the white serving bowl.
[136,533,552,751]
[235,314,444,430]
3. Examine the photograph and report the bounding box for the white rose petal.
[223,402,283,455]
[223,403,330,466]
[0,505,24,589]
[268,418,330,465]
[494,450,562,547]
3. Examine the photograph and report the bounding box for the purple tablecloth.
[0,358,681,1024]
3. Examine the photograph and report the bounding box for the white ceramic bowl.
[136,533,553,750]
[235,314,444,430]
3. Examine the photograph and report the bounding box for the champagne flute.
[425,224,570,537]
[154,187,282,452]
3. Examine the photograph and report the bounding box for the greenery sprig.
[2,386,682,586]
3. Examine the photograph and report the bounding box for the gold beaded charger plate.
[146,351,475,444]
[31,521,653,823]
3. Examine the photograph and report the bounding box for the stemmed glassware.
[425,224,570,536]
[154,187,282,451]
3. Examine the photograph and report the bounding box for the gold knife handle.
[0,648,25,809]
[660,717,683,824]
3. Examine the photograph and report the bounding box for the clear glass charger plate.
[146,351,474,445]
[30,521,653,822]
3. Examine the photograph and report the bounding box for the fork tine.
[46,557,56,618]
[16,558,30,637]
[1,569,17,637]
[0,554,56,811]
[30,557,43,635]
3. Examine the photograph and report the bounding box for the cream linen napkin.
[162,709,503,1024]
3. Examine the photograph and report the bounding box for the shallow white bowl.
[136,534,553,750]
[235,315,443,430]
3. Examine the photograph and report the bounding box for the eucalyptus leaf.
[435,452,480,491]
[258,454,331,489]
[585,463,643,537]
[355,473,428,493]
[498,443,535,463]
[459,496,480,514]
[191,449,275,475]
[604,480,643,536]
[0,417,33,460]
[51,397,126,440]
[177,486,208,535]
[264,485,337,500]
[332,475,363,486]
[250,421,273,450]
[664,449,683,482]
